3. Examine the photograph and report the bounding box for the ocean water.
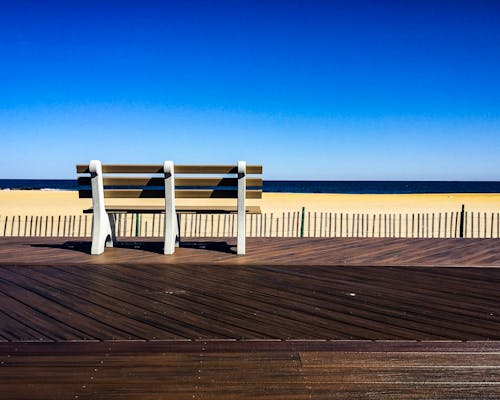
[1,179,500,194]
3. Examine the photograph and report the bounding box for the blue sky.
[1,0,499,179]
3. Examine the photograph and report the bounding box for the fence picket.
[470,212,474,238]
[464,211,466,238]
[490,212,494,239]
[437,213,441,238]
[484,212,487,238]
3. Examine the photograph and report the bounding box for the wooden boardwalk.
[1,236,500,266]
[3,349,500,399]
[1,237,500,398]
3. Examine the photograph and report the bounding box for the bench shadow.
[31,241,92,255]
[179,241,236,254]
[30,240,236,255]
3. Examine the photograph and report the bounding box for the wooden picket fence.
[1,210,500,238]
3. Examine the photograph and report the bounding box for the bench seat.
[83,205,261,214]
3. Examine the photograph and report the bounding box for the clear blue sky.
[1,0,499,180]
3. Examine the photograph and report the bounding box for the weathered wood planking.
[3,349,500,400]
[1,238,500,344]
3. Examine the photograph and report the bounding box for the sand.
[0,190,499,216]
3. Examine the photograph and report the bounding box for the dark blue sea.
[1,179,500,194]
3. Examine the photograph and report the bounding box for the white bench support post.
[176,214,180,248]
[89,160,114,255]
[164,161,178,255]
[237,161,246,255]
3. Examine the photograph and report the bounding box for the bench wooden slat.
[175,165,263,174]
[83,205,262,214]
[79,189,164,198]
[76,164,263,174]
[79,189,262,199]
[76,165,164,173]
[177,190,261,199]
[77,177,263,187]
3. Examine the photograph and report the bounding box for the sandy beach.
[0,190,499,216]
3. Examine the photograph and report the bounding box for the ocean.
[1,179,500,194]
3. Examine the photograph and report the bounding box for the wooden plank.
[3,339,500,354]
[299,351,500,369]
[76,164,263,174]
[79,189,262,199]
[77,164,163,173]
[79,189,163,198]
[3,349,500,400]
[175,165,263,174]
[78,177,262,187]
[83,205,261,214]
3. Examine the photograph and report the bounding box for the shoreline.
[2,179,500,195]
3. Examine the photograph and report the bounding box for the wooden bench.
[76,161,263,255]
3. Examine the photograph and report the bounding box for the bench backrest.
[76,163,263,200]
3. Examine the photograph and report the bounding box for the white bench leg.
[89,160,113,255]
[237,161,246,255]
[164,211,177,254]
[91,210,113,255]
[164,161,177,255]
